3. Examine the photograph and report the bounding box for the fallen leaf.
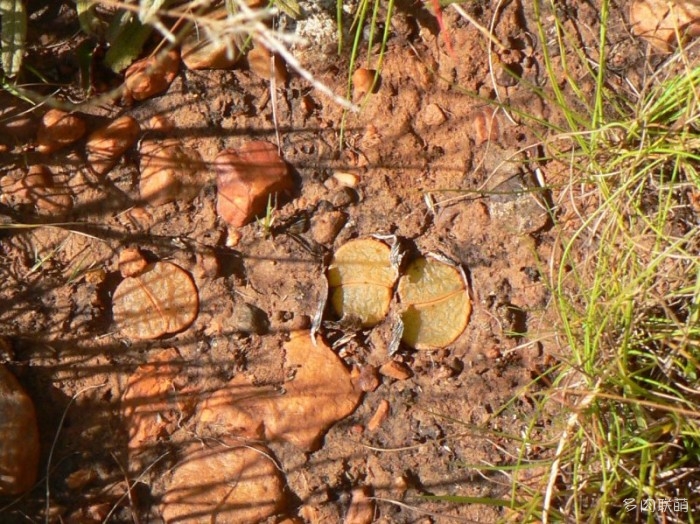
[112,261,199,340]
[36,109,86,153]
[139,139,204,206]
[161,440,285,524]
[0,365,39,495]
[398,256,471,349]
[121,348,189,451]
[197,331,362,451]
[86,115,140,175]
[328,238,398,327]
[215,141,293,227]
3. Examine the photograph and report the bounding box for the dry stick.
[45,382,107,524]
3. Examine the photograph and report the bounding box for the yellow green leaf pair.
[328,238,471,350]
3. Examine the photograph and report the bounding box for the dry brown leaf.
[0,365,39,495]
[197,331,362,451]
[36,109,86,153]
[161,441,285,524]
[139,139,204,206]
[215,141,293,227]
[86,115,140,175]
[112,261,199,340]
[121,348,189,451]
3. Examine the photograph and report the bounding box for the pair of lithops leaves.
[327,238,471,350]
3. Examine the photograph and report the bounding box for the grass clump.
[510,3,700,522]
[433,2,700,521]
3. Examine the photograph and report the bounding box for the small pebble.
[379,360,413,381]
[367,399,390,431]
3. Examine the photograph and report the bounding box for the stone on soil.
[215,140,293,227]
[630,0,700,52]
[0,365,39,495]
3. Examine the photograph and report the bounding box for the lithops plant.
[327,238,399,327]
[397,254,471,350]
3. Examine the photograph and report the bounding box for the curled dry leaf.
[630,0,700,52]
[139,139,204,206]
[181,9,241,70]
[198,331,362,451]
[161,440,285,524]
[398,256,471,349]
[86,115,140,175]
[352,68,377,98]
[0,365,40,495]
[122,348,189,451]
[247,44,287,84]
[112,261,199,340]
[36,109,86,153]
[215,140,293,227]
[327,238,398,327]
[125,49,180,101]
[6,165,73,214]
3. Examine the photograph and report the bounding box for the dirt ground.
[0,1,650,522]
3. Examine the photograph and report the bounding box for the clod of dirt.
[198,331,362,451]
[327,238,398,327]
[630,0,700,52]
[419,103,446,127]
[86,115,140,175]
[122,348,189,451]
[345,486,375,524]
[182,18,241,70]
[352,68,376,98]
[124,49,180,101]
[5,165,73,215]
[215,140,293,227]
[311,209,347,244]
[112,261,199,340]
[379,360,413,380]
[118,247,148,278]
[161,441,285,524]
[0,365,39,495]
[247,44,287,84]
[139,139,205,206]
[36,109,86,153]
[397,256,471,350]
